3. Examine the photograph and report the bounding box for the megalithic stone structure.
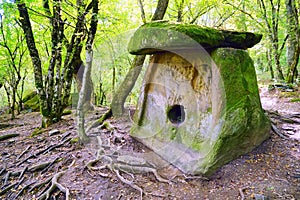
[128,21,270,176]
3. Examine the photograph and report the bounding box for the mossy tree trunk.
[111,0,169,117]
[17,1,98,127]
[285,0,299,83]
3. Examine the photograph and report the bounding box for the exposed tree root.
[15,177,25,190]
[17,138,70,166]
[114,169,143,200]
[0,166,6,176]
[37,170,69,200]
[0,182,17,195]
[266,171,289,184]
[114,163,169,183]
[271,124,290,140]
[0,157,61,197]
[0,133,19,141]
[267,111,300,125]
[86,109,112,132]
[3,171,12,186]
[176,174,209,181]
[28,177,52,193]
[28,159,57,173]
[14,181,35,199]
[238,187,246,200]
[17,145,32,160]
[18,166,28,180]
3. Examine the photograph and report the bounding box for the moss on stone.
[128,21,262,55]
[200,48,271,176]
[211,48,260,112]
[130,47,269,176]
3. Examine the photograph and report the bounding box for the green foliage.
[290,98,300,102]
[0,0,298,112]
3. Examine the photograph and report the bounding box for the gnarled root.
[37,170,69,200]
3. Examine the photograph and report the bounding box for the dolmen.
[129,21,270,176]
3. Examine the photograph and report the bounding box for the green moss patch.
[128,21,262,55]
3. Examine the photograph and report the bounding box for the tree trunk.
[267,49,274,79]
[111,0,169,117]
[286,0,299,83]
[259,0,285,80]
[111,55,146,116]
[3,85,14,119]
[11,87,16,120]
[73,61,94,110]
[77,47,94,143]
[16,2,45,106]
[77,0,99,142]
[176,0,184,22]
[17,1,97,127]
[151,0,169,21]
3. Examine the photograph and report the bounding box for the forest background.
[0,0,299,125]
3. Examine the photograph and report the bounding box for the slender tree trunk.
[137,0,146,23]
[259,0,285,80]
[73,61,94,110]
[77,47,94,142]
[3,85,14,119]
[77,0,99,142]
[17,74,26,113]
[111,0,169,117]
[176,0,184,22]
[267,49,275,79]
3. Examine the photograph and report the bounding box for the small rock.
[49,129,60,136]
[254,194,270,200]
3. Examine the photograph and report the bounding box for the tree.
[0,13,27,119]
[259,0,285,80]
[16,0,100,127]
[77,0,99,142]
[285,0,299,83]
[167,0,216,24]
[110,0,169,117]
[222,0,293,81]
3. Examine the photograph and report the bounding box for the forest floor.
[0,84,300,200]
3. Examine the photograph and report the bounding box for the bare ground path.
[0,85,299,200]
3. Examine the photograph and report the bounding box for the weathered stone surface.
[128,21,262,55]
[130,48,270,176]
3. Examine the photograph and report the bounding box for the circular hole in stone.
[167,104,185,124]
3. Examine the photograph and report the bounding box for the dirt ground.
[0,84,299,200]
